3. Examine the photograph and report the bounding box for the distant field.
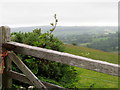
[110,51,118,55]
[63,44,119,88]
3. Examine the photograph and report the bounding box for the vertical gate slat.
[0,26,12,89]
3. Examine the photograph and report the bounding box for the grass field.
[63,44,119,88]
[64,44,118,64]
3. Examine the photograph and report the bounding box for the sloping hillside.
[63,44,119,88]
[64,44,118,64]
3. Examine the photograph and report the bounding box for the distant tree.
[87,32,118,52]
[72,43,77,46]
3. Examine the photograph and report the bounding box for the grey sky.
[0,0,118,27]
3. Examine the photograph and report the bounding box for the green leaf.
[50,23,54,26]
[56,19,58,22]
[25,59,33,63]
[50,28,54,32]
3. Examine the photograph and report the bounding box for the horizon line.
[0,25,117,28]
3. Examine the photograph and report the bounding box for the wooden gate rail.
[8,52,47,88]
[4,41,120,76]
[7,70,64,89]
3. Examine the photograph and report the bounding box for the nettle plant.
[11,14,78,88]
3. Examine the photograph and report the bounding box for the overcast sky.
[0,0,119,27]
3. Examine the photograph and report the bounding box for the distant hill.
[11,26,118,52]
[11,26,118,36]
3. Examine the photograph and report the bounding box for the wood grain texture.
[7,70,64,89]
[0,26,12,89]
[8,52,47,89]
[4,41,120,76]
[2,56,12,88]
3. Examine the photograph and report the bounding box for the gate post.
[0,26,12,89]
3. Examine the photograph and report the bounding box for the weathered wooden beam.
[4,42,120,76]
[7,70,33,85]
[7,52,47,89]
[0,26,12,89]
[7,70,64,89]
[2,55,12,88]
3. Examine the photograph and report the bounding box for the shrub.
[11,14,78,88]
